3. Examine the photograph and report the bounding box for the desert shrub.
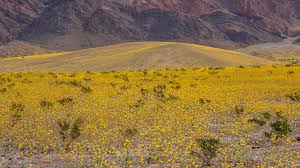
[86,71,93,74]
[262,112,271,120]
[168,80,181,90]
[122,155,134,166]
[143,70,148,76]
[7,83,15,87]
[40,100,54,108]
[248,118,266,126]
[21,78,32,83]
[81,86,93,93]
[234,105,245,115]
[154,85,167,100]
[68,80,82,87]
[10,103,25,127]
[248,112,271,126]
[68,73,76,77]
[119,85,131,91]
[130,98,145,109]
[198,98,211,104]
[287,70,295,75]
[155,72,163,77]
[208,67,224,70]
[285,64,294,67]
[70,117,84,140]
[123,128,138,138]
[286,92,300,102]
[83,77,92,82]
[57,119,70,143]
[0,88,7,93]
[58,98,74,106]
[57,117,84,150]
[190,83,197,88]
[153,85,166,99]
[140,88,149,96]
[268,113,292,139]
[153,85,178,101]
[195,138,220,166]
[120,74,129,82]
[249,112,292,139]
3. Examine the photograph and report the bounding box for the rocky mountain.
[0,0,299,57]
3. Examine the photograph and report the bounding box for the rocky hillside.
[0,0,299,57]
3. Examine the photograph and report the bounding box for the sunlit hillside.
[0,65,299,167]
[238,36,300,65]
[0,42,276,72]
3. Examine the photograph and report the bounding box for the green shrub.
[153,85,166,100]
[81,86,93,93]
[58,98,74,106]
[120,74,129,82]
[140,88,149,96]
[287,70,295,75]
[57,117,84,151]
[68,80,82,87]
[262,112,271,120]
[10,103,25,127]
[122,155,134,166]
[57,120,70,142]
[153,85,179,102]
[123,128,138,138]
[234,105,245,115]
[130,98,145,109]
[258,112,292,139]
[70,117,84,140]
[248,118,266,126]
[286,92,300,102]
[83,77,92,82]
[198,98,211,104]
[40,100,54,108]
[270,113,292,138]
[195,138,220,166]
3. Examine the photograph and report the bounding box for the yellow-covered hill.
[0,42,276,72]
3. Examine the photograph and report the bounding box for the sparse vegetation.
[57,117,84,151]
[10,103,25,127]
[58,97,74,105]
[81,86,93,93]
[286,91,300,102]
[40,100,54,108]
[195,138,220,166]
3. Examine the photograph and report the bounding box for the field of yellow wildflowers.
[0,65,299,167]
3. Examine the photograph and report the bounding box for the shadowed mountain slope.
[0,0,299,57]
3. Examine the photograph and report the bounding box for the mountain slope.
[0,0,299,57]
[0,0,48,45]
[0,42,276,72]
[237,21,300,64]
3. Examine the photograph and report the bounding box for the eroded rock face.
[0,0,299,52]
[0,0,47,44]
